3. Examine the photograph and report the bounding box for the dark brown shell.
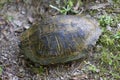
[20,15,101,65]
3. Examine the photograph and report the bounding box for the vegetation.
[0,66,2,75]
[83,14,120,79]
[0,68,2,80]
[32,66,44,74]
[50,0,82,14]
[0,0,12,8]
[99,15,113,27]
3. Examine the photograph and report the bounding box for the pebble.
[13,20,22,27]
[12,76,19,80]
[117,23,120,30]
[27,16,34,23]
[24,25,30,29]
[73,71,81,76]
[106,25,112,31]
[21,11,26,15]
[19,67,24,72]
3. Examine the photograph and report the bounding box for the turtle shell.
[20,15,101,65]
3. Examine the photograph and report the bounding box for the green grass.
[99,15,113,27]
[83,14,120,79]
[0,66,2,75]
[32,66,44,74]
[0,0,13,9]
[50,0,82,15]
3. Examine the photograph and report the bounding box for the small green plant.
[84,61,100,73]
[0,0,13,9]
[32,66,44,74]
[50,0,82,15]
[114,31,120,39]
[99,15,113,27]
[96,31,120,79]
[98,49,120,79]
[91,14,120,79]
[0,66,2,75]
[99,34,114,47]
[100,51,113,65]
[113,0,120,8]
[89,10,98,16]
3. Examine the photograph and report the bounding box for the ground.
[0,0,120,80]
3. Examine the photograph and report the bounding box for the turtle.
[20,15,101,65]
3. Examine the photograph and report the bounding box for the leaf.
[68,0,73,7]
[49,5,61,12]
[0,67,2,75]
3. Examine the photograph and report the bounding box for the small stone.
[28,16,34,23]
[21,11,26,15]
[60,76,64,80]
[117,23,120,30]
[73,72,80,76]
[2,56,7,60]
[24,25,30,29]
[106,26,112,31]
[13,20,22,27]
[12,76,19,80]
[19,68,24,72]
